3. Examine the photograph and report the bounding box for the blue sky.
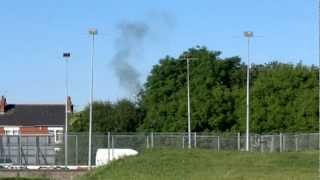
[0,0,317,109]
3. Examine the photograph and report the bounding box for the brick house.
[0,96,73,143]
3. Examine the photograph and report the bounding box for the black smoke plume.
[111,22,149,95]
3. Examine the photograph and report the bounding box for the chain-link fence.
[0,132,318,166]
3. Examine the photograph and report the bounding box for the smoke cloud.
[111,22,149,95]
[111,11,175,96]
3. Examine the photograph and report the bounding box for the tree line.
[70,47,319,133]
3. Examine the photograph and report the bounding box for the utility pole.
[88,28,97,168]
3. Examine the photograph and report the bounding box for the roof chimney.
[67,96,74,113]
[0,96,7,114]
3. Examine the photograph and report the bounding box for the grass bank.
[0,178,48,180]
[82,149,318,180]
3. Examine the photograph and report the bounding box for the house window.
[48,130,54,135]
[12,130,19,135]
[4,127,20,136]
[5,130,19,135]
[56,130,63,143]
[48,127,64,144]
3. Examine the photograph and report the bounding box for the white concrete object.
[95,148,138,167]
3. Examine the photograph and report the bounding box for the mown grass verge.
[0,178,48,180]
[82,149,318,180]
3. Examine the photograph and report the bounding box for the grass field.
[0,178,48,180]
[82,149,318,180]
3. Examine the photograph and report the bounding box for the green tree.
[139,48,318,133]
[71,47,319,134]
[139,47,243,132]
[70,99,140,132]
[249,62,318,133]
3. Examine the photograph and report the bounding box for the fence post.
[271,135,274,152]
[75,135,78,165]
[261,135,264,153]
[217,136,220,152]
[111,135,114,158]
[295,135,298,152]
[108,132,111,163]
[146,134,149,149]
[279,133,282,152]
[36,136,39,165]
[249,134,252,152]
[283,134,286,152]
[308,133,311,150]
[46,135,48,165]
[194,132,197,148]
[7,136,11,165]
[237,132,240,151]
[19,134,22,166]
[151,132,154,148]
[182,135,184,149]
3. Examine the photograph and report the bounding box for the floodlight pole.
[318,0,320,155]
[88,28,97,168]
[184,56,197,149]
[244,31,253,152]
[62,52,70,167]
[187,57,191,149]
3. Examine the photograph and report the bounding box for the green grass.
[0,178,48,180]
[82,149,318,180]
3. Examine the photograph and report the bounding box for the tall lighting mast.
[62,52,70,167]
[244,31,253,152]
[187,56,191,149]
[88,28,97,168]
[318,0,320,158]
[183,55,197,149]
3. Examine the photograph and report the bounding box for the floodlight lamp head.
[88,28,98,35]
[63,52,71,58]
[244,31,254,38]
[182,54,191,60]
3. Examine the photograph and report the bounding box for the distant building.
[0,96,73,143]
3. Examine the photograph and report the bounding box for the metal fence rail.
[0,132,318,166]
